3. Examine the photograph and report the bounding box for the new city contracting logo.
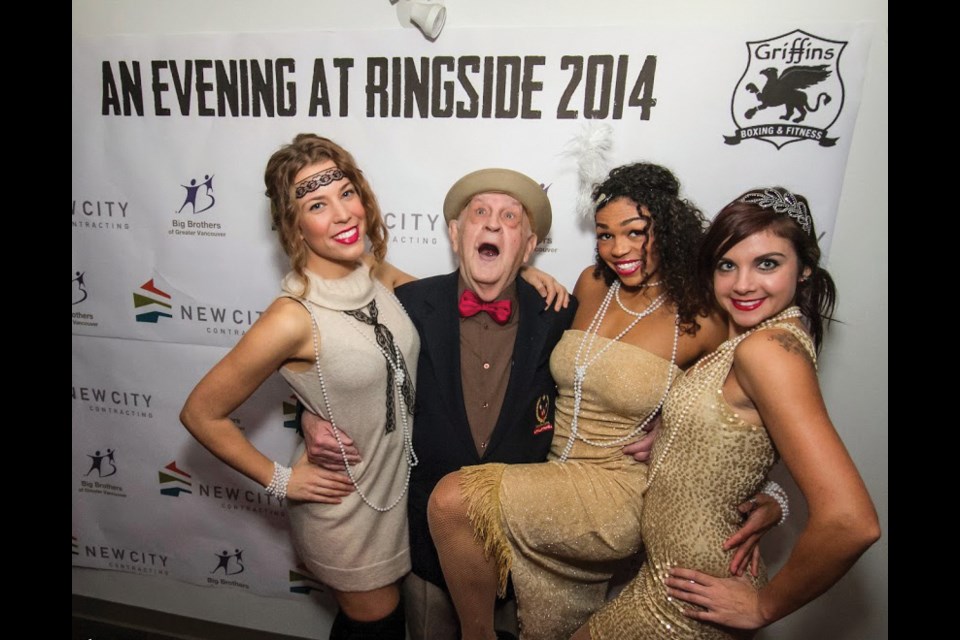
[134,279,173,323]
[725,30,847,149]
[282,395,299,431]
[81,543,170,576]
[131,275,263,336]
[159,461,193,497]
[289,564,325,595]
[72,198,130,231]
[158,460,286,516]
[73,385,155,419]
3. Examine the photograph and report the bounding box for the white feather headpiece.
[561,123,614,220]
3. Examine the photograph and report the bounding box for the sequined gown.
[279,266,420,592]
[588,314,815,639]
[459,329,680,640]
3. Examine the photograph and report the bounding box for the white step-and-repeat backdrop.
[73,23,871,602]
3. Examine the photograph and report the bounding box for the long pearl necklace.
[558,281,677,463]
[303,290,418,512]
[645,306,804,488]
[616,283,663,317]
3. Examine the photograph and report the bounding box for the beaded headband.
[294,167,345,199]
[739,188,812,235]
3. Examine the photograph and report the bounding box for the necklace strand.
[558,281,675,463]
[304,291,418,512]
[645,306,804,488]
[616,284,665,318]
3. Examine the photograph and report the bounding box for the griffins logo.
[725,30,847,149]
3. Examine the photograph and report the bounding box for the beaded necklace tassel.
[558,281,678,463]
[303,287,418,513]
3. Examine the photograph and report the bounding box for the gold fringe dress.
[459,329,680,640]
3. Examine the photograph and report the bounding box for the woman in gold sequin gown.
[428,164,784,640]
[580,188,880,639]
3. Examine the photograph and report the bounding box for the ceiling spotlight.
[395,0,447,41]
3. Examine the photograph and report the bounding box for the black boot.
[329,601,406,640]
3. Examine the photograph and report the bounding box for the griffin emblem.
[744,65,833,123]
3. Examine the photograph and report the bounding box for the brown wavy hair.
[698,187,837,351]
[591,162,710,335]
[263,133,388,295]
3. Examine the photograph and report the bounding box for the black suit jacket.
[395,271,577,589]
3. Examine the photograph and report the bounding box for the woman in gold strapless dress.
[580,188,880,639]
[428,164,784,640]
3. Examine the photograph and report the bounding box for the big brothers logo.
[72,270,100,328]
[207,546,251,589]
[78,447,127,497]
[725,30,847,149]
[532,182,558,256]
[170,173,226,238]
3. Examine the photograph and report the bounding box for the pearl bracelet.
[264,461,292,501]
[761,479,790,526]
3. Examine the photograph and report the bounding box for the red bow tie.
[458,289,512,325]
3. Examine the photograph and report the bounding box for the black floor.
[72,595,312,640]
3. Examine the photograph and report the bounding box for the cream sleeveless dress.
[279,265,419,592]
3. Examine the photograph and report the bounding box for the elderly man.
[304,167,575,640]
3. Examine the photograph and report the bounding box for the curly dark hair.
[699,187,837,352]
[591,162,710,334]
